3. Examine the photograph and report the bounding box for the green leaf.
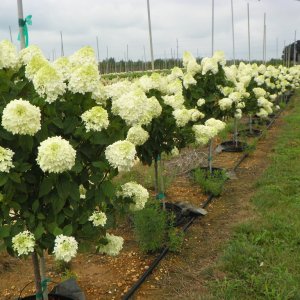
[56,177,70,200]
[34,223,44,239]
[63,224,73,236]
[52,195,66,214]
[69,181,80,202]
[39,177,54,198]
[32,200,40,212]
[18,136,33,152]
[101,181,115,198]
[53,227,63,236]
[9,172,21,183]
[0,174,8,186]
[0,225,10,238]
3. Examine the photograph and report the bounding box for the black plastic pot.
[238,128,262,137]
[20,294,73,300]
[161,202,188,226]
[219,141,248,152]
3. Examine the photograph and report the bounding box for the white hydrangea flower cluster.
[253,87,267,98]
[234,109,242,119]
[162,94,185,110]
[91,83,108,105]
[201,57,219,75]
[197,98,205,107]
[137,75,155,92]
[53,235,78,262]
[68,64,100,94]
[173,108,204,127]
[183,51,201,76]
[256,97,273,118]
[126,126,149,146]
[33,64,66,103]
[89,211,107,227]
[112,89,162,126]
[192,118,226,145]
[0,40,19,69]
[81,106,109,132]
[19,45,43,65]
[105,140,136,172]
[212,51,226,67]
[2,99,41,136]
[166,78,183,95]
[218,98,233,110]
[0,146,14,173]
[25,54,49,81]
[53,57,71,81]
[69,46,97,67]
[118,181,149,211]
[183,73,197,89]
[12,231,35,256]
[171,146,180,157]
[37,136,76,173]
[105,80,133,101]
[98,233,124,256]
[167,67,184,81]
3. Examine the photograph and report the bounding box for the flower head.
[105,140,136,172]
[12,231,35,256]
[98,233,124,256]
[118,182,149,211]
[37,136,76,173]
[81,106,109,132]
[89,211,107,227]
[0,40,19,69]
[2,99,41,136]
[126,126,149,146]
[0,146,14,173]
[53,235,78,262]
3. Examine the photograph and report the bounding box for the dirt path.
[134,112,287,300]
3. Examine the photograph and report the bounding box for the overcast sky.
[0,0,299,61]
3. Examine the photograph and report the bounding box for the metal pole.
[283,40,286,66]
[176,38,179,66]
[96,36,101,73]
[276,38,278,59]
[263,13,266,63]
[147,0,155,70]
[143,45,147,70]
[264,13,267,63]
[294,30,297,66]
[247,2,251,62]
[17,0,25,49]
[211,0,214,56]
[231,0,236,65]
[9,26,13,43]
[60,31,64,57]
[106,46,109,74]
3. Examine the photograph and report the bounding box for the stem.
[208,139,213,175]
[249,114,253,134]
[159,157,166,210]
[154,158,159,195]
[234,117,238,147]
[40,252,49,300]
[31,251,43,300]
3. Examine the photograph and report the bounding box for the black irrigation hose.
[122,104,286,300]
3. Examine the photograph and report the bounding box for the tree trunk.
[208,139,213,174]
[249,114,253,134]
[31,251,43,300]
[40,252,49,300]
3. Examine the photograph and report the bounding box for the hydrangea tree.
[0,41,149,299]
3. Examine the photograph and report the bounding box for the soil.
[0,109,287,300]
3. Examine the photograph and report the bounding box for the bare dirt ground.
[0,109,287,300]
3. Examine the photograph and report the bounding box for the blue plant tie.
[156,192,165,200]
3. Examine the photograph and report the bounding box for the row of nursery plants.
[0,39,299,298]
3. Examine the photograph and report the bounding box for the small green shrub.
[133,201,167,253]
[193,168,228,196]
[133,201,185,253]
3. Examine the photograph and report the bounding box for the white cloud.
[0,0,299,61]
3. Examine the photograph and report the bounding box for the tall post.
[247,2,251,62]
[231,0,236,65]
[263,13,266,64]
[60,31,64,57]
[106,46,109,74]
[211,0,214,56]
[147,0,155,70]
[276,37,278,59]
[96,36,101,73]
[176,38,179,66]
[143,45,147,70]
[17,0,25,49]
[293,30,297,66]
[283,40,286,66]
[9,26,13,43]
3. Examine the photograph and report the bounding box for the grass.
[210,90,300,300]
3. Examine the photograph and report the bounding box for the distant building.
[282,40,300,64]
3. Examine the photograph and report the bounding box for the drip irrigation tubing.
[122,97,289,300]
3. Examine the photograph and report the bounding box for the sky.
[0,0,299,62]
